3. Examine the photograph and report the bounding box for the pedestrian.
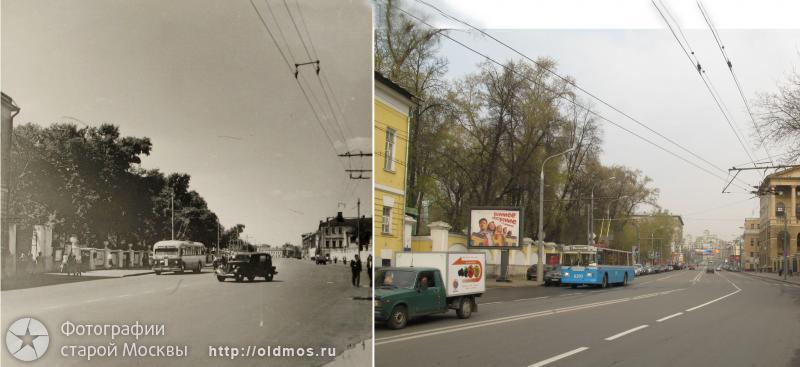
[367,254,373,287]
[350,254,362,287]
[36,252,43,273]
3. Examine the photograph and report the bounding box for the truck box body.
[394,252,486,297]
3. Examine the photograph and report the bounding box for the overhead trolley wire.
[697,0,775,166]
[395,0,752,192]
[652,0,758,172]
[412,0,752,189]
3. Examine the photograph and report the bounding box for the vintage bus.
[560,245,634,288]
[152,240,206,274]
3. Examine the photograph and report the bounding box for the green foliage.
[375,3,663,244]
[9,122,241,248]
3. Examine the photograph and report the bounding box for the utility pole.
[538,147,576,285]
[357,197,361,252]
[171,191,174,240]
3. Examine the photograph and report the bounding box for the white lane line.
[604,324,649,341]
[41,305,60,310]
[513,296,549,302]
[480,301,503,306]
[685,289,741,312]
[656,312,683,322]
[115,294,132,298]
[376,289,684,346]
[528,347,589,367]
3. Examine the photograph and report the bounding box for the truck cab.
[375,251,486,330]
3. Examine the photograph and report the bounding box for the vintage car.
[215,252,277,282]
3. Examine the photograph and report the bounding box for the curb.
[740,271,800,286]
[120,271,156,277]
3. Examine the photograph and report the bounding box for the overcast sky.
[2,0,372,246]
[405,0,800,241]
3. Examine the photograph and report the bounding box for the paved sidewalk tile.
[740,271,800,285]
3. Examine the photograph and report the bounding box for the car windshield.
[234,255,250,261]
[154,247,178,256]
[376,270,416,289]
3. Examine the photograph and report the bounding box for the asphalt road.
[2,258,371,367]
[375,269,800,367]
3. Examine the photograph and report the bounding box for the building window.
[326,240,330,248]
[776,202,785,217]
[384,128,396,172]
[796,204,800,218]
[382,206,392,234]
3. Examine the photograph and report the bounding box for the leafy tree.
[756,70,800,161]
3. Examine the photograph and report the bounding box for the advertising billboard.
[468,207,522,248]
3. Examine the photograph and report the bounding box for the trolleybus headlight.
[563,272,569,277]
[587,272,593,277]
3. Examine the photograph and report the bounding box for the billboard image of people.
[468,207,522,248]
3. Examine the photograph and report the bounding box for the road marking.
[480,301,503,306]
[376,289,684,346]
[604,324,649,341]
[115,294,132,298]
[528,347,589,367]
[685,289,741,312]
[656,312,683,322]
[513,296,549,302]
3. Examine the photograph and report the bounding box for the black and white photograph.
[2,0,372,366]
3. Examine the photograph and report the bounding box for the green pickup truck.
[374,252,486,329]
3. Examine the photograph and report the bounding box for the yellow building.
[757,167,800,272]
[742,218,760,271]
[374,72,414,267]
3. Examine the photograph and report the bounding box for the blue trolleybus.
[560,245,634,288]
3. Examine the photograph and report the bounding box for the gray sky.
[404,2,800,241]
[2,0,372,246]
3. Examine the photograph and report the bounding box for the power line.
[282,0,313,60]
[697,0,775,166]
[262,0,298,63]
[249,0,348,175]
[293,0,320,59]
[412,0,751,190]
[387,2,752,193]
[652,0,757,171]
[248,0,293,72]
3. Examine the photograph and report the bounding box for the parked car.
[215,252,277,282]
[688,264,696,270]
[706,266,715,273]
[634,264,644,276]
[527,264,559,282]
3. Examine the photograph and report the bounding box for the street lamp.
[537,146,576,285]
[600,195,628,245]
[589,177,615,245]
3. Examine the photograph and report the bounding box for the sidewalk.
[46,268,154,278]
[487,275,541,288]
[2,268,154,291]
[740,271,800,286]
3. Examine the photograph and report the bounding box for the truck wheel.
[194,263,202,273]
[154,271,161,275]
[601,274,608,289]
[456,297,472,319]
[265,273,274,282]
[571,284,578,289]
[387,306,408,330]
[216,276,225,282]
[235,273,243,282]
